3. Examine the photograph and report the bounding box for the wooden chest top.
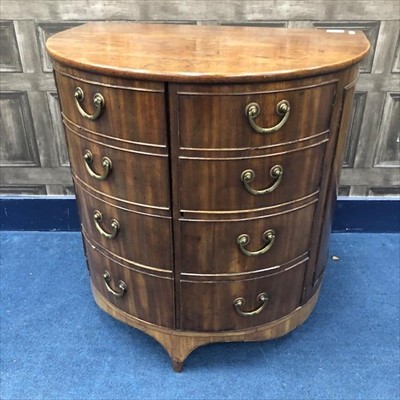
[46,23,369,82]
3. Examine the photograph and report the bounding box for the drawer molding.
[64,120,168,157]
[180,193,318,222]
[180,190,319,219]
[84,230,173,277]
[176,79,338,97]
[73,173,171,216]
[180,129,329,153]
[180,251,309,282]
[55,67,165,93]
[179,136,329,161]
[63,114,167,150]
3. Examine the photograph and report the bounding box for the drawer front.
[55,71,167,145]
[177,81,336,150]
[85,236,174,328]
[180,201,316,275]
[65,124,170,209]
[180,143,325,213]
[75,182,173,271]
[180,260,306,331]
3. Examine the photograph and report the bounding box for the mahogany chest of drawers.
[46,23,369,371]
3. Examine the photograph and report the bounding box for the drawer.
[180,201,316,275]
[74,181,173,271]
[180,143,326,213]
[177,81,336,150]
[64,123,170,209]
[84,236,174,328]
[55,71,167,146]
[180,260,306,331]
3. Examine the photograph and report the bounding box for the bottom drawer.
[180,260,307,331]
[84,236,175,328]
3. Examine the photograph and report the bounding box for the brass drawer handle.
[237,229,275,257]
[103,270,126,298]
[83,150,112,181]
[245,100,290,134]
[234,292,269,317]
[74,87,105,121]
[241,165,283,195]
[93,210,119,239]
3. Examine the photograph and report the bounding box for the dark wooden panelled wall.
[0,1,399,196]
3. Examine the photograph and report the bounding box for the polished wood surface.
[74,182,173,272]
[176,79,336,149]
[47,23,369,371]
[180,260,306,331]
[54,65,167,145]
[85,235,174,328]
[47,23,369,82]
[64,121,170,209]
[179,202,316,275]
[179,144,326,214]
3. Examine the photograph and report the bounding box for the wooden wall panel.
[0,0,399,196]
[374,93,400,167]
[0,91,39,167]
[36,22,84,72]
[0,21,22,72]
[46,92,69,167]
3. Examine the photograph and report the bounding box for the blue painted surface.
[1,196,399,232]
[1,231,399,399]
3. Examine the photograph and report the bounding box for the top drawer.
[54,69,167,146]
[176,80,337,150]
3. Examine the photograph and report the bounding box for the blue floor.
[1,232,399,400]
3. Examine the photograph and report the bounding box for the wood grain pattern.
[54,65,167,146]
[63,122,170,210]
[180,260,307,331]
[46,23,370,82]
[179,144,326,214]
[85,235,175,328]
[180,201,317,274]
[74,180,173,272]
[176,80,337,149]
[45,23,369,371]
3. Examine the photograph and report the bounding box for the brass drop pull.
[237,229,275,257]
[234,292,269,317]
[83,150,112,181]
[93,210,119,239]
[241,165,283,195]
[245,100,290,134]
[103,270,126,298]
[74,87,105,120]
